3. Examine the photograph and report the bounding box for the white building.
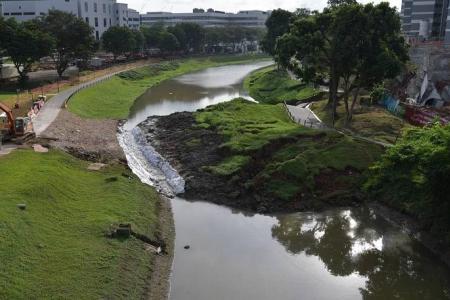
[0,0,140,39]
[140,9,269,28]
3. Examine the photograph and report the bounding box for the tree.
[261,9,294,56]
[175,23,205,52]
[1,19,53,84]
[141,23,165,49]
[41,10,96,78]
[168,24,188,52]
[158,31,180,54]
[131,29,144,53]
[276,2,408,124]
[102,26,135,59]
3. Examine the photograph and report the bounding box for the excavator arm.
[0,102,15,136]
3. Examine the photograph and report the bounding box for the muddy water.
[122,62,450,300]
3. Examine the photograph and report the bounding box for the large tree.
[276,2,408,123]
[158,31,180,54]
[41,10,96,78]
[168,24,188,52]
[175,23,205,52]
[102,26,135,59]
[1,19,53,84]
[261,9,294,56]
[141,23,165,49]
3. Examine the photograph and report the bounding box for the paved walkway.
[285,102,324,129]
[33,62,154,136]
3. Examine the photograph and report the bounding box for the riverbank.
[0,149,170,299]
[142,99,383,212]
[0,55,272,299]
[244,65,319,104]
[68,54,270,119]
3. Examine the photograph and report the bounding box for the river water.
[120,61,450,300]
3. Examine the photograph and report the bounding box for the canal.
[119,61,450,300]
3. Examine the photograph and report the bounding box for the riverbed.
[119,61,450,300]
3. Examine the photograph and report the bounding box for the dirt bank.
[140,112,360,213]
[38,109,125,163]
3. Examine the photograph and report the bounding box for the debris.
[105,177,118,183]
[32,144,48,153]
[17,204,26,210]
[87,163,106,171]
[184,245,190,250]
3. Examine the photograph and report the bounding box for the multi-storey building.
[0,0,139,39]
[401,0,450,43]
[140,9,269,28]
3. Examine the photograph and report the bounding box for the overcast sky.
[124,0,402,14]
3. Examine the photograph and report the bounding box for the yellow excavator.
[0,102,35,144]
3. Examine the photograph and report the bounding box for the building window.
[103,4,106,14]
[85,2,88,12]
[95,31,99,40]
[94,3,97,13]
[95,17,98,27]
[23,12,36,15]
[103,18,107,27]
[85,17,89,24]
[109,18,111,25]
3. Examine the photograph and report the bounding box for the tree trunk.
[347,87,360,122]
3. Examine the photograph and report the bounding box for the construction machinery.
[0,102,35,144]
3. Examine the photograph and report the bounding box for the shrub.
[365,123,450,240]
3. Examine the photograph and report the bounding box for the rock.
[87,163,106,171]
[17,204,26,210]
[32,144,49,153]
[116,223,132,238]
[184,245,190,250]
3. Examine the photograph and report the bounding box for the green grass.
[310,99,411,144]
[195,99,304,154]
[69,54,270,119]
[244,65,318,104]
[0,150,160,299]
[0,91,16,104]
[194,99,383,201]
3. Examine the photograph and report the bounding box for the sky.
[124,0,402,14]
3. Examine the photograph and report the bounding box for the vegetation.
[68,54,270,119]
[0,18,53,84]
[195,99,383,201]
[102,26,143,59]
[260,9,294,57]
[275,2,408,122]
[244,65,318,104]
[365,124,450,241]
[0,150,160,299]
[40,10,97,78]
[310,99,409,144]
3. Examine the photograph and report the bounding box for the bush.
[365,123,450,240]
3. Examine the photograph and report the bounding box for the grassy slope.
[69,55,270,119]
[244,65,318,104]
[0,150,160,299]
[195,99,383,201]
[310,99,411,144]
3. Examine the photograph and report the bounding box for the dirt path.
[39,109,124,163]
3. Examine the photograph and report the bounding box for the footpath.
[285,101,393,148]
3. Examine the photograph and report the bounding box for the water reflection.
[271,207,450,299]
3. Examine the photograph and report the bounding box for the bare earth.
[39,109,125,163]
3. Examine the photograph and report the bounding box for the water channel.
[120,61,450,300]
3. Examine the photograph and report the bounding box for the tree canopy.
[0,18,53,84]
[40,10,96,78]
[102,26,136,59]
[261,9,294,56]
[275,2,408,123]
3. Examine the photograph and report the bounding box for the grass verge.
[69,55,270,119]
[194,99,383,203]
[310,99,411,144]
[0,150,160,299]
[244,65,318,104]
